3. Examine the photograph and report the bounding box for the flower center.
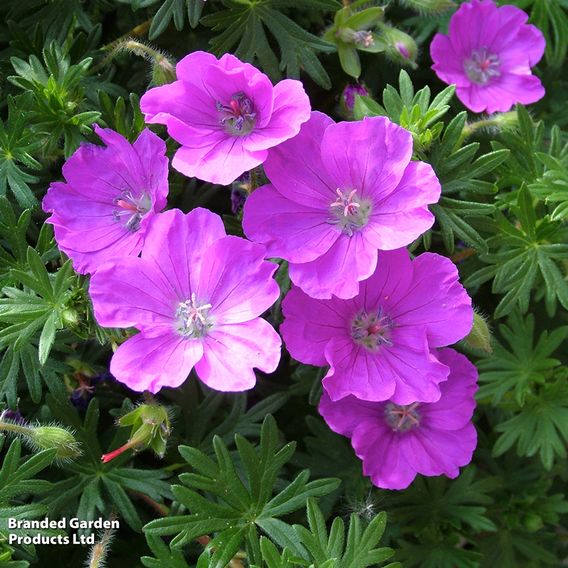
[113,190,152,232]
[175,293,214,339]
[216,92,257,136]
[463,47,501,85]
[351,308,393,351]
[384,402,421,432]
[328,189,371,236]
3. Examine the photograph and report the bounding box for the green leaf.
[144,415,339,557]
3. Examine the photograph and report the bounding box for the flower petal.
[390,252,473,347]
[289,232,377,300]
[264,111,337,208]
[110,331,203,393]
[242,183,339,263]
[195,319,281,391]
[195,236,279,324]
[320,116,413,200]
[142,208,227,300]
[281,286,351,366]
[89,257,176,330]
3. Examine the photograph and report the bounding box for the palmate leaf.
[0,439,57,566]
[0,248,77,364]
[528,124,568,221]
[144,416,340,567]
[353,70,455,151]
[386,467,497,534]
[201,0,337,88]
[464,185,568,318]
[397,540,481,568]
[296,499,396,568]
[8,41,100,158]
[476,311,568,406]
[145,0,207,38]
[255,498,396,568]
[0,97,43,208]
[0,0,94,43]
[492,379,568,470]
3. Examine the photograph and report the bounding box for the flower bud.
[151,55,176,86]
[29,426,82,461]
[61,308,79,326]
[463,312,492,353]
[0,412,82,463]
[109,39,176,86]
[342,83,369,113]
[381,26,418,67]
[101,402,171,463]
[523,513,544,532]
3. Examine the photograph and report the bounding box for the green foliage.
[258,498,397,568]
[0,438,56,566]
[528,125,568,221]
[353,70,454,150]
[323,1,386,79]
[493,378,568,470]
[476,311,568,405]
[201,0,338,89]
[8,42,100,157]
[144,415,340,565]
[466,185,568,317]
[387,467,497,535]
[0,97,43,208]
[0,249,76,365]
[145,0,207,38]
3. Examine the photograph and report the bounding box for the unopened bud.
[30,426,82,461]
[151,55,176,85]
[523,513,543,532]
[381,26,418,67]
[464,110,518,137]
[109,39,176,86]
[0,412,82,463]
[342,83,370,113]
[61,308,79,326]
[463,312,492,353]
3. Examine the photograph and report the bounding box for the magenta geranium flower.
[281,249,473,404]
[42,126,168,275]
[140,51,311,186]
[89,208,281,393]
[243,112,441,299]
[319,348,478,490]
[430,0,545,114]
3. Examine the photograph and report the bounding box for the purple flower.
[42,126,168,275]
[430,0,545,114]
[243,112,441,299]
[89,208,281,394]
[342,83,369,110]
[319,348,478,490]
[140,51,311,186]
[281,249,473,404]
